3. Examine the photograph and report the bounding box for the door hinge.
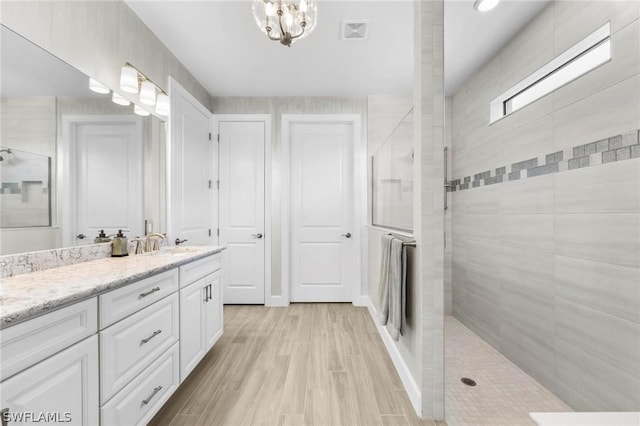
[208,132,212,141]
[217,134,220,142]
[217,228,220,237]
[216,180,220,189]
[208,229,212,237]
[208,180,212,189]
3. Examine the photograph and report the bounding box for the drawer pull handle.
[142,385,163,405]
[139,287,161,298]
[141,329,162,344]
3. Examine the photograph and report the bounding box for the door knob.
[251,233,263,239]
[76,233,86,239]
[341,233,352,238]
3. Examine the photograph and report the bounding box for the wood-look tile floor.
[149,303,444,426]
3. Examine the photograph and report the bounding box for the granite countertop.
[0,246,225,329]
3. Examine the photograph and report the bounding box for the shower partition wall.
[0,148,51,228]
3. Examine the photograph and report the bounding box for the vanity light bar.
[119,62,167,107]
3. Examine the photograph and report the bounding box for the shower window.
[0,148,52,228]
[371,108,414,233]
[490,22,611,123]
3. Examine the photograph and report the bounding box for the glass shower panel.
[0,148,51,227]
[372,108,413,232]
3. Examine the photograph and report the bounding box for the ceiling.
[125,0,549,98]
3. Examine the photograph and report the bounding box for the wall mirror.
[0,25,167,255]
[371,107,414,233]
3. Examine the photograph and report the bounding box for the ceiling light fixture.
[155,93,170,116]
[139,80,157,106]
[89,78,110,94]
[473,0,500,12]
[252,0,317,47]
[112,92,131,106]
[120,64,139,93]
[118,62,169,113]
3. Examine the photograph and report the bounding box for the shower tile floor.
[445,316,572,426]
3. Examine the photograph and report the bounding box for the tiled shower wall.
[450,0,640,412]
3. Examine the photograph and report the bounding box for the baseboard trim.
[352,295,368,307]
[364,296,421,418]
[266,295,289,307]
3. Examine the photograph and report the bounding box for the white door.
[218,120,266,304]
[169,79,213,246]
[74,120,142,244]
[0,335,99,426]
[290,122,355,302]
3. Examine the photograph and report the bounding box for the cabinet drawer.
[179,254,221,288]
[0,298,97,381]
[1,335,99,426]
[100,293,179,404]
[99,269,179,329]
[101,342,179,426]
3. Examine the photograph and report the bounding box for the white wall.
[211,96,367,298]
[0,1,211,110]
[415,0,445,418]
[451,0,640,411]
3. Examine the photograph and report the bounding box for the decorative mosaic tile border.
[450,129,640,192]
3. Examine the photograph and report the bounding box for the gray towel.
[376,234,394,325]
[386,238,404,341]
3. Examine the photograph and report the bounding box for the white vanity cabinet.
[0,300,99,426]
[0,249,224,426]
[179,261,223,382]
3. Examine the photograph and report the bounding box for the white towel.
[386,238,404,341]
[376,234,394,325]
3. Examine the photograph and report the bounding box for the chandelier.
[252,0,317,47]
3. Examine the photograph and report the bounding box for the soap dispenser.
[94,230,111,244]
[111,230,129,257]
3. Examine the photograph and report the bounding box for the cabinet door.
[204,270,223,350]
[0,335,99,426]
[179,278,206,382]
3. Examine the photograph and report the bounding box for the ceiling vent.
[341,20,369,41]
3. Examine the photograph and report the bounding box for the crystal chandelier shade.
[252,0,317,47]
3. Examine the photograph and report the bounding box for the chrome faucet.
[146,233,166,252]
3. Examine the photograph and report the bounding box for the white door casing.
[215,115,271,305]
[283,115,364,303]
[168,78,214,246]
[60,116,143,247]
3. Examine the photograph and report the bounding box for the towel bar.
[385,233,416,247]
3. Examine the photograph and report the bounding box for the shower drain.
[461,377,477,387]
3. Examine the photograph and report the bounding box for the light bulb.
[285,10,293,27]
[155,93,170,116]
[112,92,130,106]
[265,2,275,17]
[134,104,150,116]
[473,0,500,12]
[89,78,110,94]
[139,80,156,106]
[120,65,139,94]
[300,0,307,13]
